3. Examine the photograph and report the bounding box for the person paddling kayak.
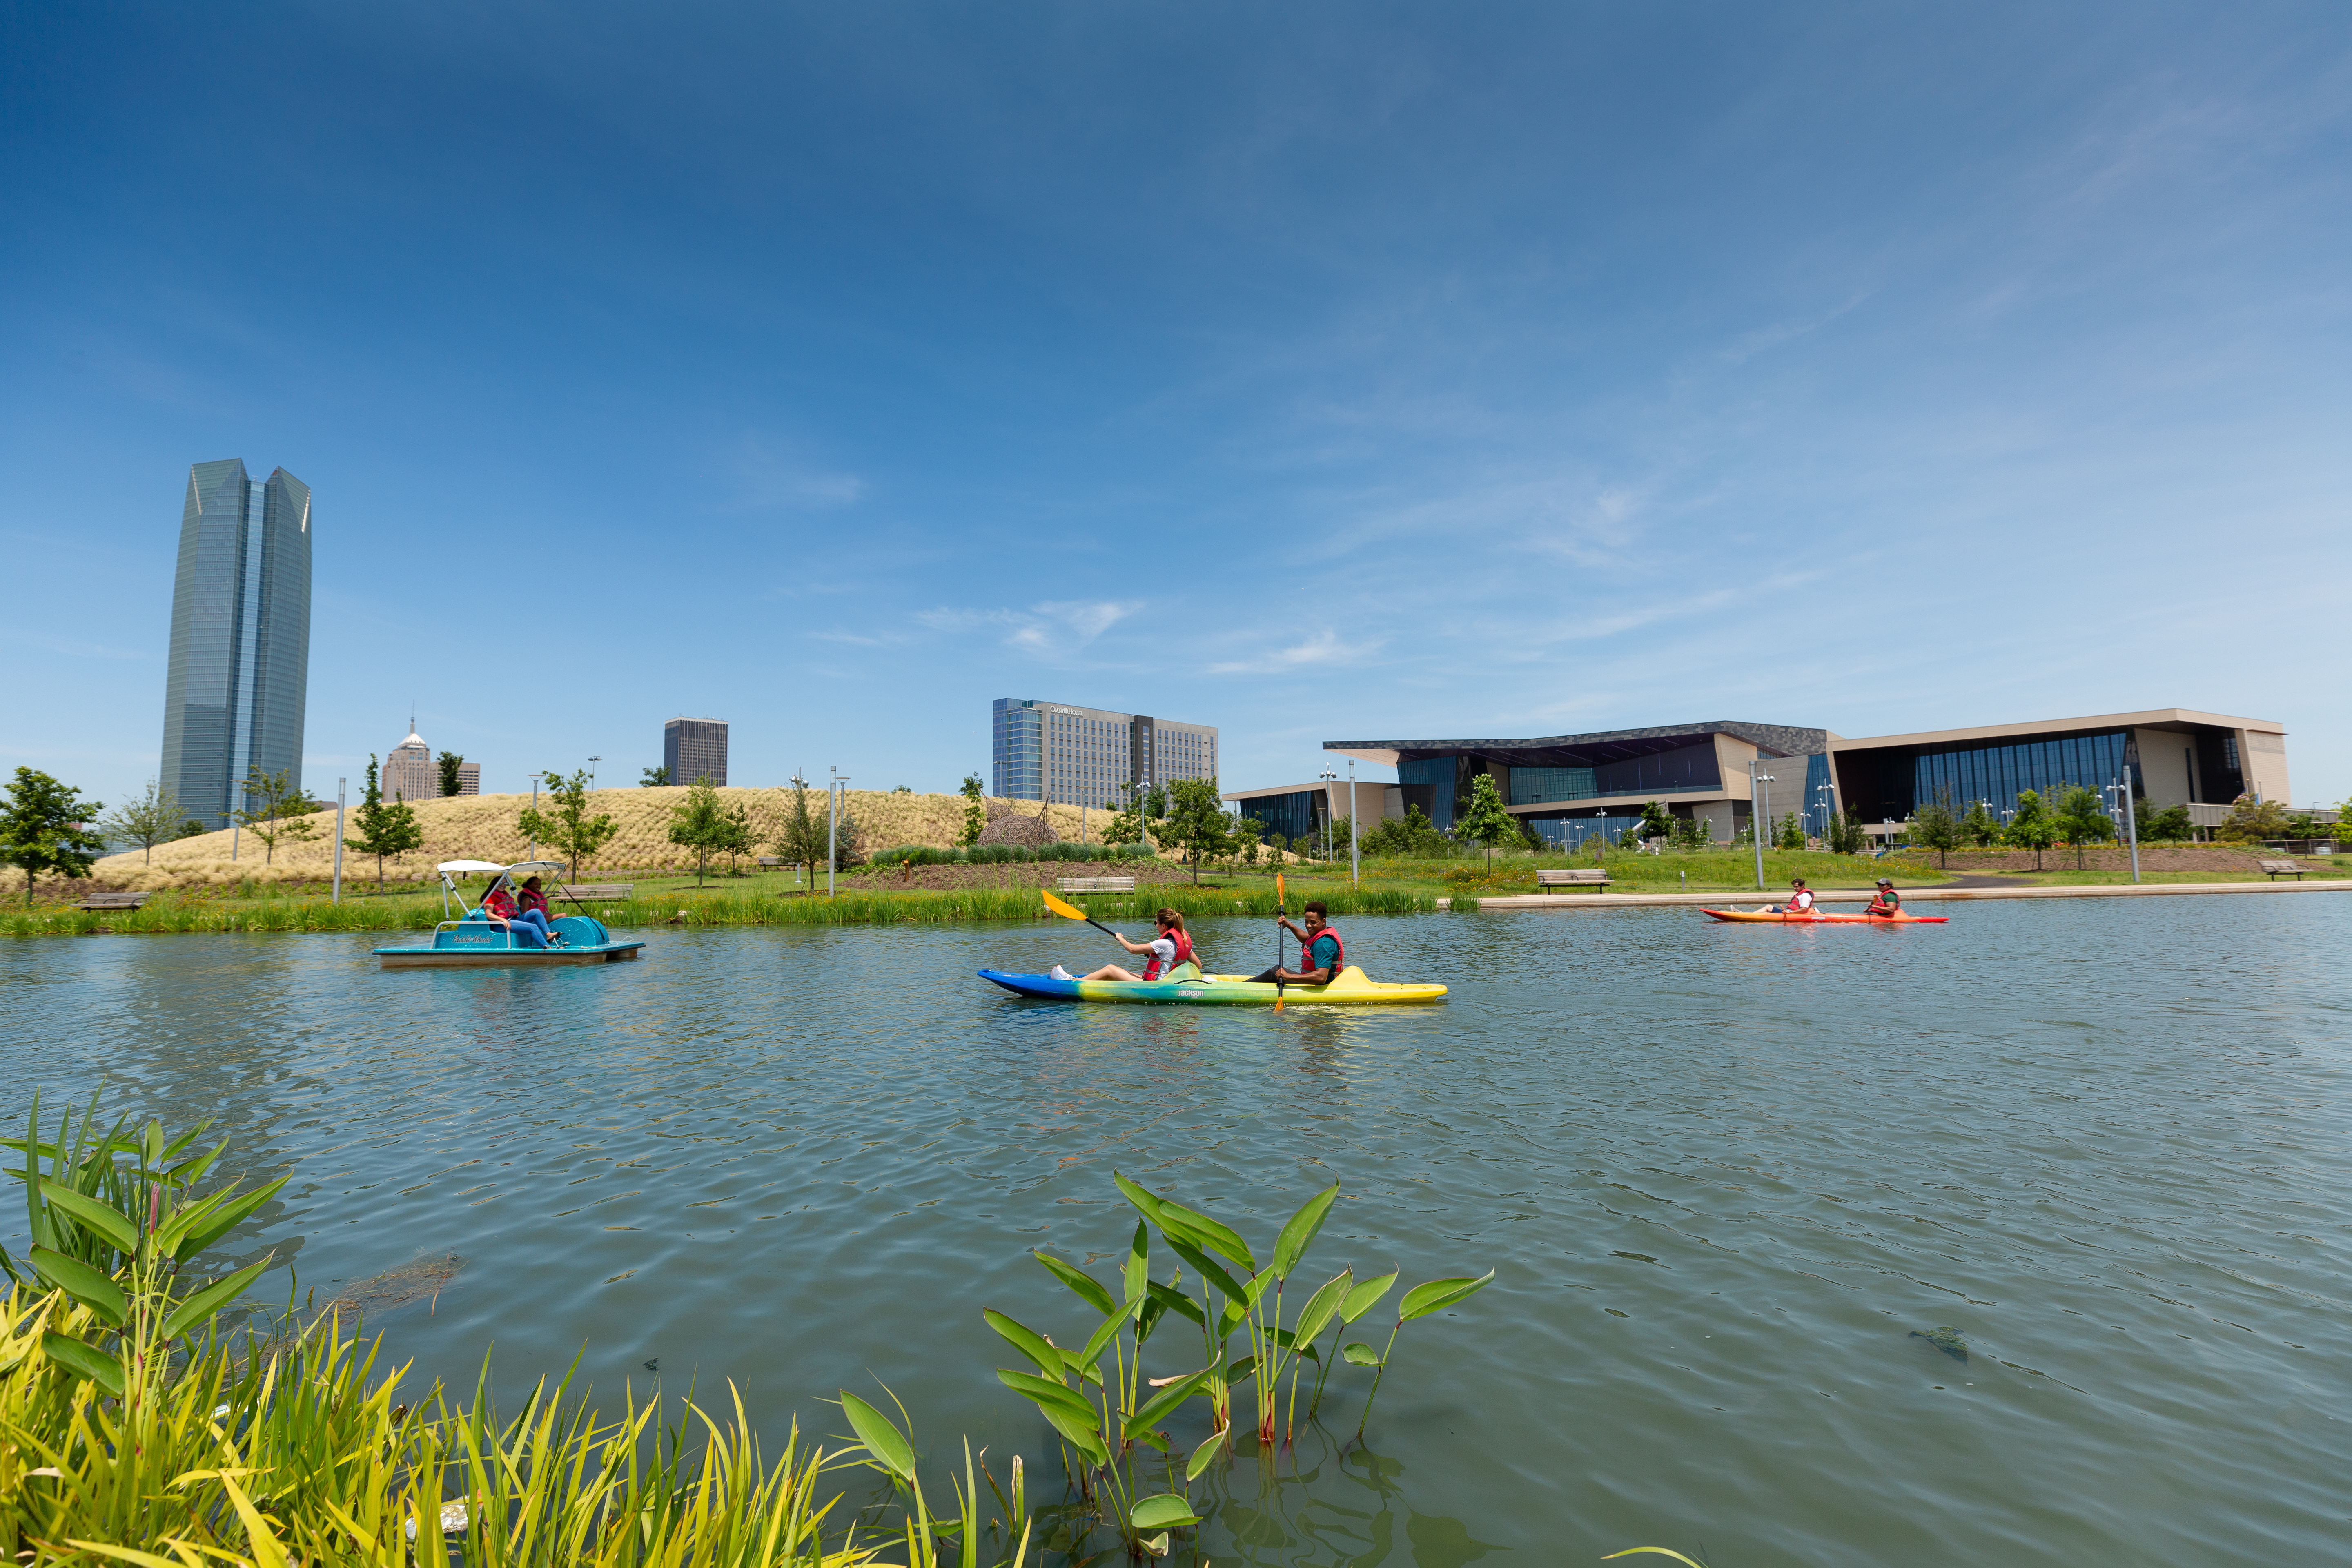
[1250,901,1343,985]
[1754,877,1815,916]
[1865,878,1903,918]
[1054,908,1201,983]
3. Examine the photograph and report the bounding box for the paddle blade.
[1276,872,1285,910]
[1042,890,1089,922]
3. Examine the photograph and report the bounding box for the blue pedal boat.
[373,860,646,969]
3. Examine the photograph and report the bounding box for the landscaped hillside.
[91,787,1115,888]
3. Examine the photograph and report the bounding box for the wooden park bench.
[2257,859,2307,881]
[757,856,784,867]
[1056,876,1138,895]
[554,884,634,902]
[1536,869,1613,892]
[76,891,149,911]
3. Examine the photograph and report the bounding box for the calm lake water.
[3,898,2349,1566]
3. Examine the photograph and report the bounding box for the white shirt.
[1789,889,1815,912]
[1145,935,1178,973]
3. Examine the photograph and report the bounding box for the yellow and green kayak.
[979,964,1446,1005]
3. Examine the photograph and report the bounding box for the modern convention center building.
[1270,709,2293,851]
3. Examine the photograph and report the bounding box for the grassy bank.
[2,880,1449,938]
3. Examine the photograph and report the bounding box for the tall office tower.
[158,460,313,830]
[991,698,1218,806]
[665,717,728,786]
[383,723,480,801]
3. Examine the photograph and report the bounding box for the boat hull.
[375,943,645,968]
[1700,909,1947,924]
[979,964,1445,1004]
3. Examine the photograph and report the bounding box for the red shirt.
[483,888,519,919]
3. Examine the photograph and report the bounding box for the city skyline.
[5,7,2348,809]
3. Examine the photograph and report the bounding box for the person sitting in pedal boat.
[1866,877,1903,918]
[1060,909,1200,984]
[1251,901,1344,986]
[481,878,553,948]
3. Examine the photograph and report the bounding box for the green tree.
[1824,811,1866,855]
[516,767,621,882]
[438,751,467,796]
[103,777,186,865]
[344,754,424,888]
[1457,774,1519,863]
[1913,791,1965,869]
[1775,812,1806,851]
[2134,802,2192,842]
[713,798,760,873]
[1960,799,1998,848]
[958,773,987,847]
[1635,800,1675,844]
[2214,794,2290,843]
[1,767,107,904]
[1154,777,1235,883]
[772,777,835,884]
[669,776,728,886]
[640,765,670,788]
[2004,788,2056,871]
[232,766,317,866]
[2051,784,2117,868]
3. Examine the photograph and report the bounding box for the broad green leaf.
[175,1174,290,1259]
[1125,1220,1149,1305]
[1036,1399,1109,1466]
[1077,1296,1147,1372]
[1165,1236,1247,1307]
[1128,1493,1200,1530]
[151,1186,238,1257]
[36,1186,138,1256]
[165,1143,223,1189]
[1034,1253,1116,1316]
[30,1246,126,1327]
[1138,1294,1167,1346]
[1341,1343,1383,1367]
[158,1122,209,1163]
[1399,1271,1494,1322]
[1601,1553,1708,1567]
[1223,1352,1256,1384]
[1292,1269,1352,1346]
[142,1120,164,1168]
[1139,1532,1171,1557]
[1147,1280,1204,1327]
[1340,1271,1397,1323]
[1113,1172,1171,1229]
[1156,1199,1253,1270]
[1059,1348,1106,1387]
[840,1392,917,1478]
[42,1332,125,1397]
[1185,1430,1225,1481]
[1271,1184,1338,1278]
[160,1255,272,1339]
[984,1309,1067,1379]
[1123,1368,1209,1437]
[996,1368,1098,1424]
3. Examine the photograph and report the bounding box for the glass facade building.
[992,699,1218,806]
[664,717,729,787]
[158,459,312,831]
[1236,788,1321,844]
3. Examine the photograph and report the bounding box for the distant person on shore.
[482,878,553,948]
[1865,878,1903,918]
[1057,909,1199,983]
[1757,877,1815,916]
[1250,902,1343,985]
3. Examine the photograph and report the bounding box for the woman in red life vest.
[1252,901,1344,984]
[481,877,553,948]
[1065,909,1199,983]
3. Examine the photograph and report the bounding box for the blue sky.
[5,2,2348,809]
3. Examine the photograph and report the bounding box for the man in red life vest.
[1251,901,1344,985]
[1865,878,1903,918]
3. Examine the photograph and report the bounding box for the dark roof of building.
[1324,721,1828,768]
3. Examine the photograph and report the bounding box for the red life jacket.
[483,887,518,919]
[519,887,549,915]
[1788,888,1814,912]
[1303,924,1344,978]
[1143,928,1196,980]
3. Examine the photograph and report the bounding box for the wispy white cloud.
[1207,627,1368,674]
[912,599,1144,660]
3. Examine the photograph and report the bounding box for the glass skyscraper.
[991,698,1218,806]
[158,459,313,831]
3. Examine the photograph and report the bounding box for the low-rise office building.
[1311,709,2290,849]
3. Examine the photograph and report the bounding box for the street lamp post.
[587,756,601,790]
[2120,766,2141,883]
[1748,758,1775,889]
[1348,760,1360,885]
[1319,765,1338,862]
[827,767,848,898]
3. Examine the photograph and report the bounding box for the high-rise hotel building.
[991,699,1218,807]
[158,460,312,830]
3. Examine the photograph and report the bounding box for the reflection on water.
[4,898,2351,1568]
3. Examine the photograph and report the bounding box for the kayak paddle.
[1041,888,1119,939]
[1274,871,1287,1011]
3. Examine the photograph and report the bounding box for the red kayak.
[1702,908,1947,924]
